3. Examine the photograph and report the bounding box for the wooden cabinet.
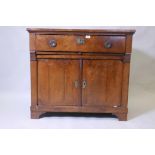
[27,28,135,121]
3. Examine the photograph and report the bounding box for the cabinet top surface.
[27,28,136,34]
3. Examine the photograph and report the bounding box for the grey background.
[0,26,155,128]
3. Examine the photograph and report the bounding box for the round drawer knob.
[49,39,57,47]
[104,41,112,49]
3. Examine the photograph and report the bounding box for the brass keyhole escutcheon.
[77,38,85,45]
[82,80,87,89]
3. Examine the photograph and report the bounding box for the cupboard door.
[38,59,81,106]
[82,60,123,107]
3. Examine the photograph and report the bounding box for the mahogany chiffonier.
[27,28,135,121]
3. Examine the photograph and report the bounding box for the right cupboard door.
[82,59,123,107]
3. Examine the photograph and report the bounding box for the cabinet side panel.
[126,34,133,53]
[31,61,38,107]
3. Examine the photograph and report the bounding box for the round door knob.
[49,39,57,47]
[104,41,112,49]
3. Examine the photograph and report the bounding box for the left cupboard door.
[38,59,81,107]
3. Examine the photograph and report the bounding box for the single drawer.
[35,35,126,53]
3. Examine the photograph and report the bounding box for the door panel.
[38,59,81,106]
[82,60,123,107]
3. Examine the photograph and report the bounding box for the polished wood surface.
[82,60,123,107]
[27,28,136,34]
[27,28,135,121]
[38,59,81,106]
[36,54,124,60]
[36,35,125,53]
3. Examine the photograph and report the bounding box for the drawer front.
[36,35,126,53]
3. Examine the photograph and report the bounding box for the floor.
[0,83,155,129]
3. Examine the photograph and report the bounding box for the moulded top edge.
[27,28,136,34]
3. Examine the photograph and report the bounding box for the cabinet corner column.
[118,53,131,121]
[30,51,39,118]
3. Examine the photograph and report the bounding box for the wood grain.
[35,35,126,53]
[27,28,135,121]
[30,61,38,107]
[29,33,36,51]
[31,105,128,113]
[121,62,130,108]
[126,34,133,53]
[36,54,123,60]
[82,60,123,107]
[27,28,136,35]
[38,59,81,106]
